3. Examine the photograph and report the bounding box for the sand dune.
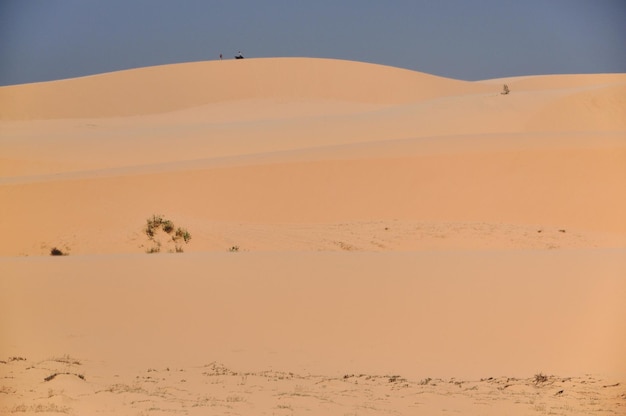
[1,58,625,415]
[1,132,624,257]
[0,58,490,120]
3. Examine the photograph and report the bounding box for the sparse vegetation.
[162,220,175,234]
[501,84,510,95]
[146,241,161,254]
[174,227,191,243]
[534,372,549,385]
[145,214,167,237]
[144,215,191,253]
[226,395,244,403]
[50,354,81,366]
[229,245,240,252]
[44,372,85,382]
[50,247,67,256]
[388,375,406,383]
[12,403,71,413]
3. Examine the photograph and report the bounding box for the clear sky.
[1,0,624,85]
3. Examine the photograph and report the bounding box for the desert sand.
[1,58,625,415]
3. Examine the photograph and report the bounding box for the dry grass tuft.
[534,372,549,385]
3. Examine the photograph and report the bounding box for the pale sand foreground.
[1,251,626,415]
[2,358,624,416]
[1,58,625,414]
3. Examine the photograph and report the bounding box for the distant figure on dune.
[235,51,244,59]
[219,53,223,60]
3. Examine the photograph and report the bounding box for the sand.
[1,58,625,415]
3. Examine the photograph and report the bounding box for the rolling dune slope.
[1,59,625,255]
[1,58,625,415]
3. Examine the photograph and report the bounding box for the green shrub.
[162,220,175,234]
[146,245,161,254]
[174,227,191,243]
[144,215,191,253]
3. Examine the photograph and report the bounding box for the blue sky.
[1,0,624,85]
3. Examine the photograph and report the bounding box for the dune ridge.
[1,58,625,415]
[0,58,491,120]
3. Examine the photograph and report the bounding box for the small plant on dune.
[145,214,165,237]
[501,84,510,95]
[144,215,191,253]
[229,245,240,252]
[173,227,191,243]
[534,372,549,385]
[50,247,67,256]
[146,243,161,254]
[162,220,175,234]
[388,375,406,383]
[419,377,432,385]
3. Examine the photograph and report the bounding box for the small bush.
[144,215,191,254]
[146,245,161,254]
[50,247,66,256]
[534,372,548,384]
[501,84,510,95]
[229,246,240,252]
[146,214,176,236]
[162,220,175,234]
[173,227,191,243]
[145,214,165,237]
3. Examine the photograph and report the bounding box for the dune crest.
[0,58,490,120]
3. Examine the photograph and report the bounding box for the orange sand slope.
[1,58,625,255]
[1,58,626,415]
